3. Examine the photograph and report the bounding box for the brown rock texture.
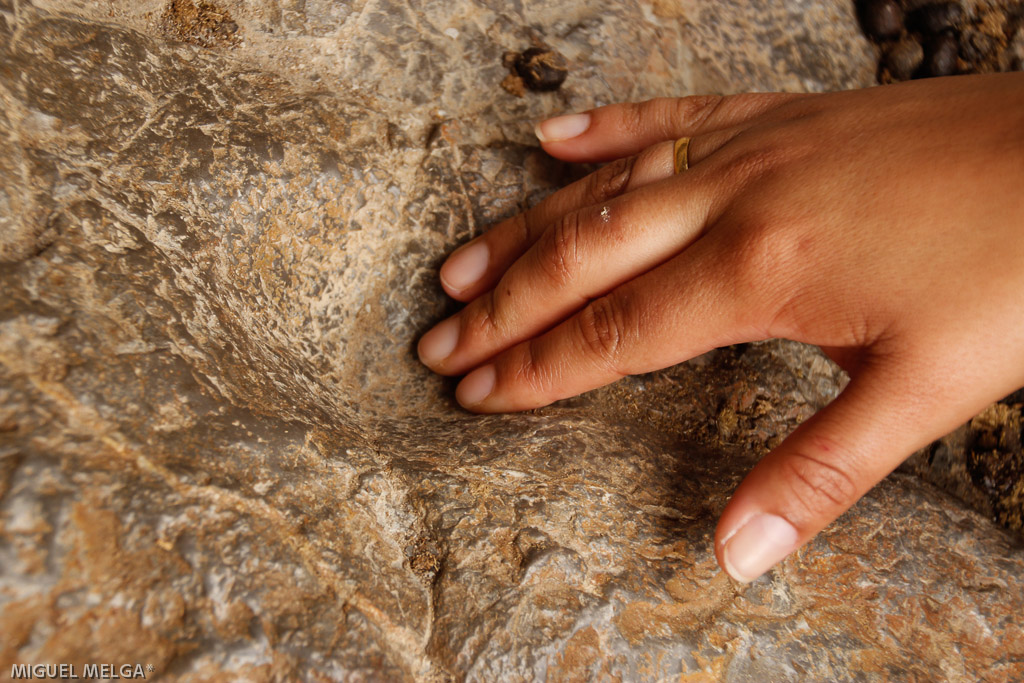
[0,0,1021,681]
[857,0,1024,82]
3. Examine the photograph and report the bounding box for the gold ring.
[673,137,690,173]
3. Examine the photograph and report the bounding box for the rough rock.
[0,0,1021,681]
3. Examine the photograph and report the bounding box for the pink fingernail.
[535,113,591,143]
[441,241,489,293]
[721,514,799,583]
[418,318,459,367]
[457,365,496,406]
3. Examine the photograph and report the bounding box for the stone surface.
[0,0,1022,681]
[860,0,1024,82]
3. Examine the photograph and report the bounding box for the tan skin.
[418,72,1024,582]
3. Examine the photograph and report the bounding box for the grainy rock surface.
[0,0,1022,681]
[859,0,1024,82]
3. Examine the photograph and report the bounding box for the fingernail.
[721,514,799,584]
[457,365,495,406]
[418,318,459,367]
[441,241,489,293]
[535,113,591,143]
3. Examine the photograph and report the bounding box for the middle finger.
[439,131,732,302]
[418,146,726,376]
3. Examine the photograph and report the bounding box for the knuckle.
[671,94,725,131]
[727,221,777,293]
[622,101,648,138]
[723,214,824,339]
[577,295,629,372]
[723,221,792,334]
[720,145,787,185]
[632,96,725,138]
[511,340,549,395]
[510,210,532,245]
[587,155,637,204]
[540,212,585,287]
[782,450,859,519]
[467,286,505,340]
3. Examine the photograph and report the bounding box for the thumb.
[713,358,947,584]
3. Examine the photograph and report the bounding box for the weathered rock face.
[0,1,1021,680]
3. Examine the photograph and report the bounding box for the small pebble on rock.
[884,36,925,80]
[1004,27,1024,71]
[920,32,960,77]
[513,47,569,92]
[961,31,999,69]
[909,2,965,36]
[859,0,905,41]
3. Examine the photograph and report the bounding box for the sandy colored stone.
[0,1,1021,681]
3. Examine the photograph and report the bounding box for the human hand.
[418,73,1024,583]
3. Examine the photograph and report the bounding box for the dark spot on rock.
[882,36,924,80]
[515,47,570,90]
[960,30,1000,69]
[858,0,904,41]
[918,32,960,77]
[728,343,750,356]
[502,46,569,95]
[856,0,1024,82]
[908,2,965,36]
